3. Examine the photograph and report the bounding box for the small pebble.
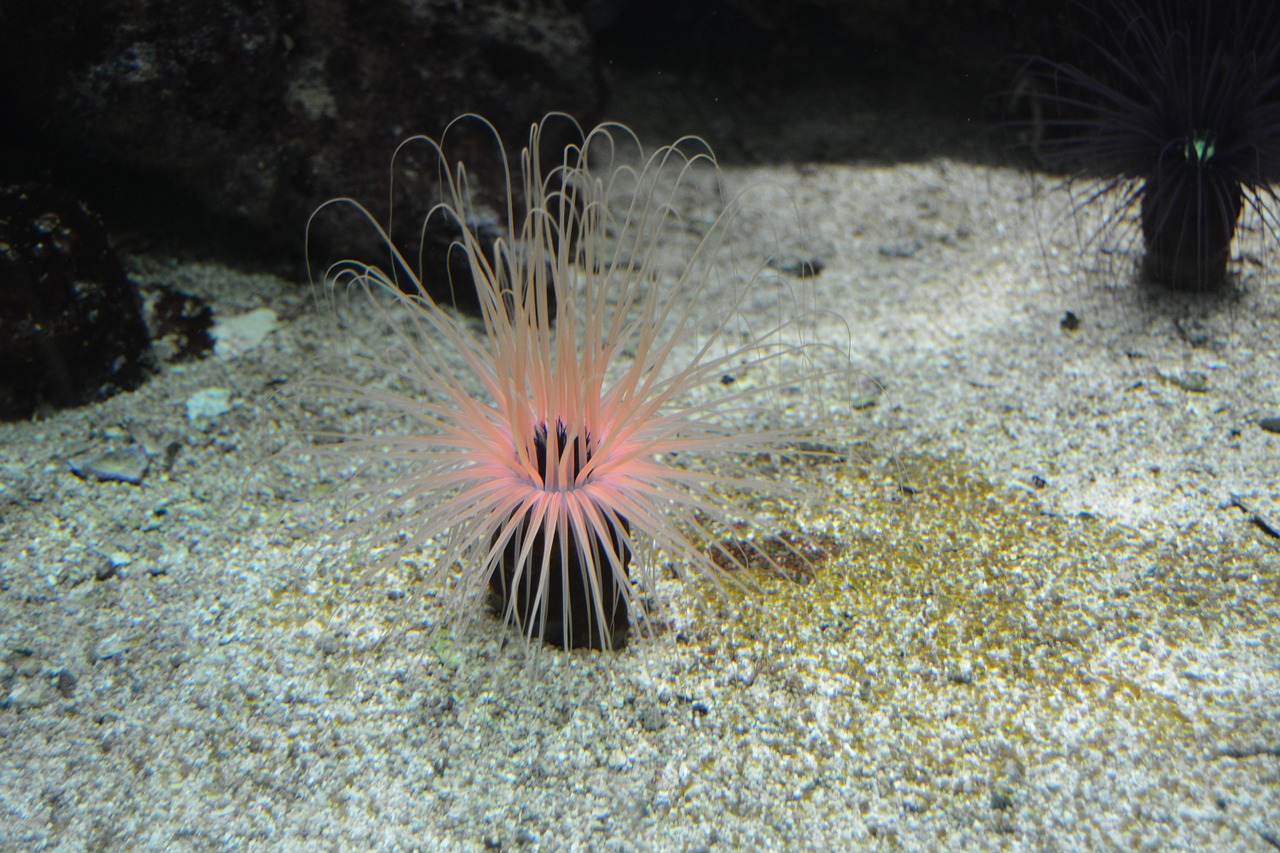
[94,635,125,660]
[55,669,77,698]
[1176,371,1209,393]
[878,239,922,258]
[67,447,149,485]
[4,678,57,710]
[767,255,825,277]
[638,704,667,732]
[185,388,232,421]
[94,558,118,581]
[213,307,278,357]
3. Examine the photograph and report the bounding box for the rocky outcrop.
[0,185,154,419]
[0,0,605,270]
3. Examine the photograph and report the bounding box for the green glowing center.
[1184,132,1215,164]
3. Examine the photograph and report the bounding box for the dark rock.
[990,791,1014,811]
[596,0,1056,85]
[0,185,155,420]
[144,285,214,362]
[94,556,119,582]
[767,254,826,277]
[0,0,605,280]
[592,0,1046,165]
[55,669,77,698]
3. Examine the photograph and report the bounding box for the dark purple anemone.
[1024,0,1280,290]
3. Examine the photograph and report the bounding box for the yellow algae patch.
[681,454,1277,822]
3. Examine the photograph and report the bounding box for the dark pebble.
[94,558,118,581]
[766,255,826,277]
[55,669,77,697]
[0,185,154,420]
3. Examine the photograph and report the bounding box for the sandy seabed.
[2,129,1279,851]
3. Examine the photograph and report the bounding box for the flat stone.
[67,446,149,485]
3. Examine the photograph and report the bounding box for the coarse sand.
[1,116,1278,850]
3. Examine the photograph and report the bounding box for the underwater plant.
[1021,0,1280,291]
[299,115,854,654]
